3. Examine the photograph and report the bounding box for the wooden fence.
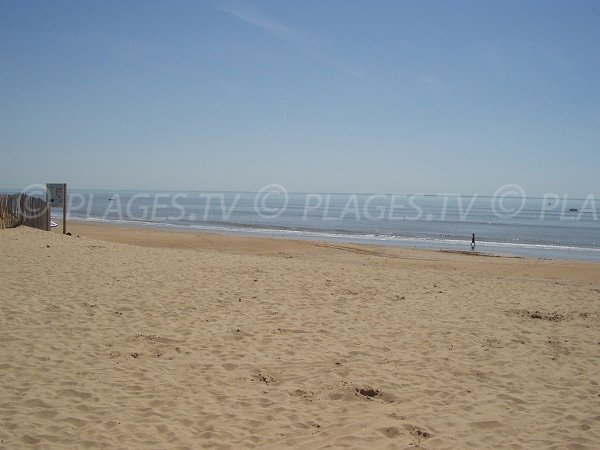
[0,193,49,231]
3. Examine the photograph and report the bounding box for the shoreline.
[63,217,600,263]
[64,221,600,283]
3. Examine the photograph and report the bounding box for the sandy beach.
[1,222,598,449]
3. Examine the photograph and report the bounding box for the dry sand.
[1,222,599,449]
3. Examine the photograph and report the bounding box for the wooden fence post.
[0,193,51,231]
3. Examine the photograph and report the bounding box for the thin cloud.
[216,1,369,82]
[218,2,304,44]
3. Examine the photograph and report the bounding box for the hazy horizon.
[2,1,599,197]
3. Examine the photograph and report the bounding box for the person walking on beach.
[471,233,476,250]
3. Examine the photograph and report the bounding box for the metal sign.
[47,183,66,208]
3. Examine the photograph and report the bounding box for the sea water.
[62,190,600,262]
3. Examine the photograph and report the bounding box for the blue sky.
[1,0,599,195]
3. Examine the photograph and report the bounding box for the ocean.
[61,189,600,261]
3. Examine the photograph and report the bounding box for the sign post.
[47,183,67,234]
